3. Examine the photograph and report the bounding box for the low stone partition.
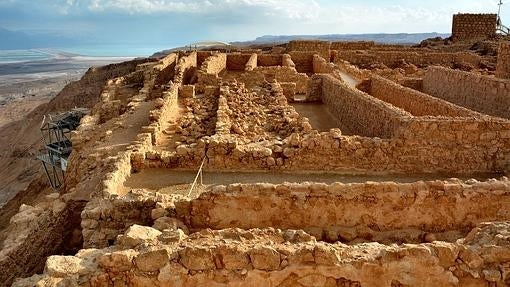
[287,40,331,60]
[223,66,310,94]
[281,54,295,69]
[245,54,257,71]
[15,222,510,286]
[289,51,315,73]
[368,75,482,117]
[258,54,282,67]
[321,74,410,138]
[335,51,482,68]
[181,180,510,241]
[81,193,160,248]
[312,54,335,74]
[226,53,253,71]
[331,41,375,51]
[423,66,510,119]
[200,53,226,75]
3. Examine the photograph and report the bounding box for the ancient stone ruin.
[1,14,510,287]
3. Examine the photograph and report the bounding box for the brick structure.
[452,13,497,42]
[496,42,510,79]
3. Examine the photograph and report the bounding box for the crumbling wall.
[289,52,315,73]
[0,200,85,286]
[321,74,409,138]
[201,53,227,75]
[16,222,510,287]
[331,41,375,51]
[496,42,510,79]
[153,53,178,86]
[197,51,213,67]
[223,67,310,94]
[452,13,497,42]
[369,75,482,117]
[185,180,510,239]
[312,54,335,74]
[245,54,257,71]
[258,54,282,67]
[226,53,252,71]
[334,51,481,68]
[423,66,510,119]
[174,52,197,85]
[81,195,157,248]
[287,40,331,60]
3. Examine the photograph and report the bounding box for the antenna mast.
[498,0,504,20]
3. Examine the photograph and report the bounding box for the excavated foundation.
[6,44,510,286]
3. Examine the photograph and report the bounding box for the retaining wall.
[321,75,409,138]
[423,66,510,119]
[369,76,482,117]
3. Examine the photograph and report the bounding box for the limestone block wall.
[287,40,331,60]
[423,66,510,119]
[496,42,510,79]
[200,53,227,75]
[321,74,410,138]
[18,222,510,287]
[197,51,213,67]
[258,54,282,67]
[0,200,85,286]
[223,67,310,94]
[452,13,497,42]
[281,54,296,69]
[226,53,252,71]
[81,196,157,248]
[184,181,510,238]
[369,75,482,117]
[153,53,178,86]
[245,54,257,71]
[312,54,335,74]
[331,41,375,51]
[289,51,315,73]
[334,51,481,68]
[174,52,197,85]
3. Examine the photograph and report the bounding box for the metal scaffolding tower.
[36,108,88,189]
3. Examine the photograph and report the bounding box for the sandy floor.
[290,102,353,134]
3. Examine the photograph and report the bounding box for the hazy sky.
[0,0,508,45]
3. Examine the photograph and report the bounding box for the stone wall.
[331,41,375,51]
[226,53,252,71]
[496,42,510,79]
[289,51,315,73]
[369,75,482,117]
[222,67,310,94]
[334,51,482,68]
[184,180,510,240]
[81,194,158,248]
[423,66,510,119]
[321,74,409,138]
[201,53,227,75]
[245,54,257,71]
[258,54,282,67]
[16,221,510,287]
[287,40,331,60]
[0,200,85,286]
[452,13,497,42]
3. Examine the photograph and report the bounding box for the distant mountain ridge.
[233,33,451,45]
